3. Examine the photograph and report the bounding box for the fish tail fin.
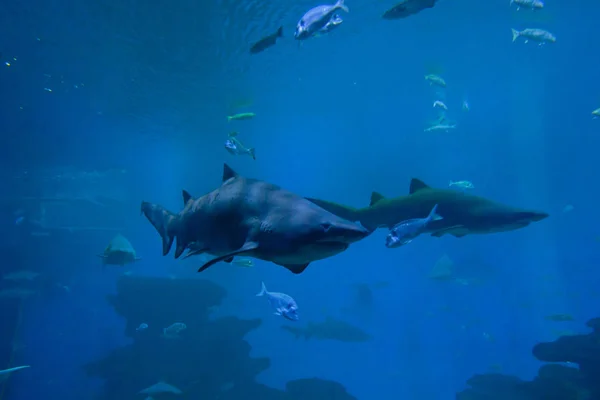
[277,26,283,38]
[511,28,520,42]
[429,204,443,221]
[140,201,180,257]
[335,0,349,12]
[249,147,256,160]
[256,282,267,296]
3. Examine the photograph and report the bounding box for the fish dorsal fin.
[370,192,386,206]
[409,178,430,194]
[222,163,238,182]
[182,190,193,206]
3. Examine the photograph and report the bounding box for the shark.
[141,164,370,275]
[306,178,549,238]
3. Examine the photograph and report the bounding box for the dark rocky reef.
[457,317,600,400]
[85,275,358,400]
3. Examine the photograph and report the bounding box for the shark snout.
[517,211,549,223]
[319,220,372,245]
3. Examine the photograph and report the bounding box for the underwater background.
[1,0,599,399]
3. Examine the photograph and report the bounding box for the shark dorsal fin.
[174,237,186,259]
[182,190,193,206]
[222,164,238,182]
[409,178,430,194]
[370,192,386,206]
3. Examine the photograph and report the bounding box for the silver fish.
[224,132,256,160]
[256,282,299,321]
[162,322,186,338]
[295,0,349,40]
[511,28,556,44]
[510,0,543,10]
[385,204,442,248]
[448,180,474,190]
[424,124,456,133]
[136,323,148,332]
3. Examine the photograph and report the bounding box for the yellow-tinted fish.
[425,74,446,88]
[227,112,256,122]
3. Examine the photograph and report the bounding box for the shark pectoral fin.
[223,257,234,263]
[278,263,310,274]
[197,242,258,273]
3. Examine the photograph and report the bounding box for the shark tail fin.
[256,282,267,296]
[140,201,180,256]
[305,197,368,225]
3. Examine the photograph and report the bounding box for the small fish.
[424,124,455,133]
[510,0,543,11]
[545,314,574,322]
[433,100,448,110]
[224,132,256,160]
[3,270,40,281]
[562,204,574,213]
[448,180,475,190]
[250,26,284,54]
[256,282,299,321]
[511,28,556,44]
[294,0,349,40]
[15,216,25,225]
[592,108,600,119]
[0,288,37,299]
[136,323,148,332]
[385,204,443,248]
[462,100,470,111]
[382,0,438,19]
[232,258,254,267]
[425,74,446,88]
[227,112,255,122]
[162,322,187,338]
[139,381,182,395]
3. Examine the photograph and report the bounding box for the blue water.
[1,0,599,399]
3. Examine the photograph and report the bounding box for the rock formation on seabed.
[85,275,358,400]
[457,317,600,400]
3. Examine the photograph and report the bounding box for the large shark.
[141,164,370,274]
[306,178,549,237]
